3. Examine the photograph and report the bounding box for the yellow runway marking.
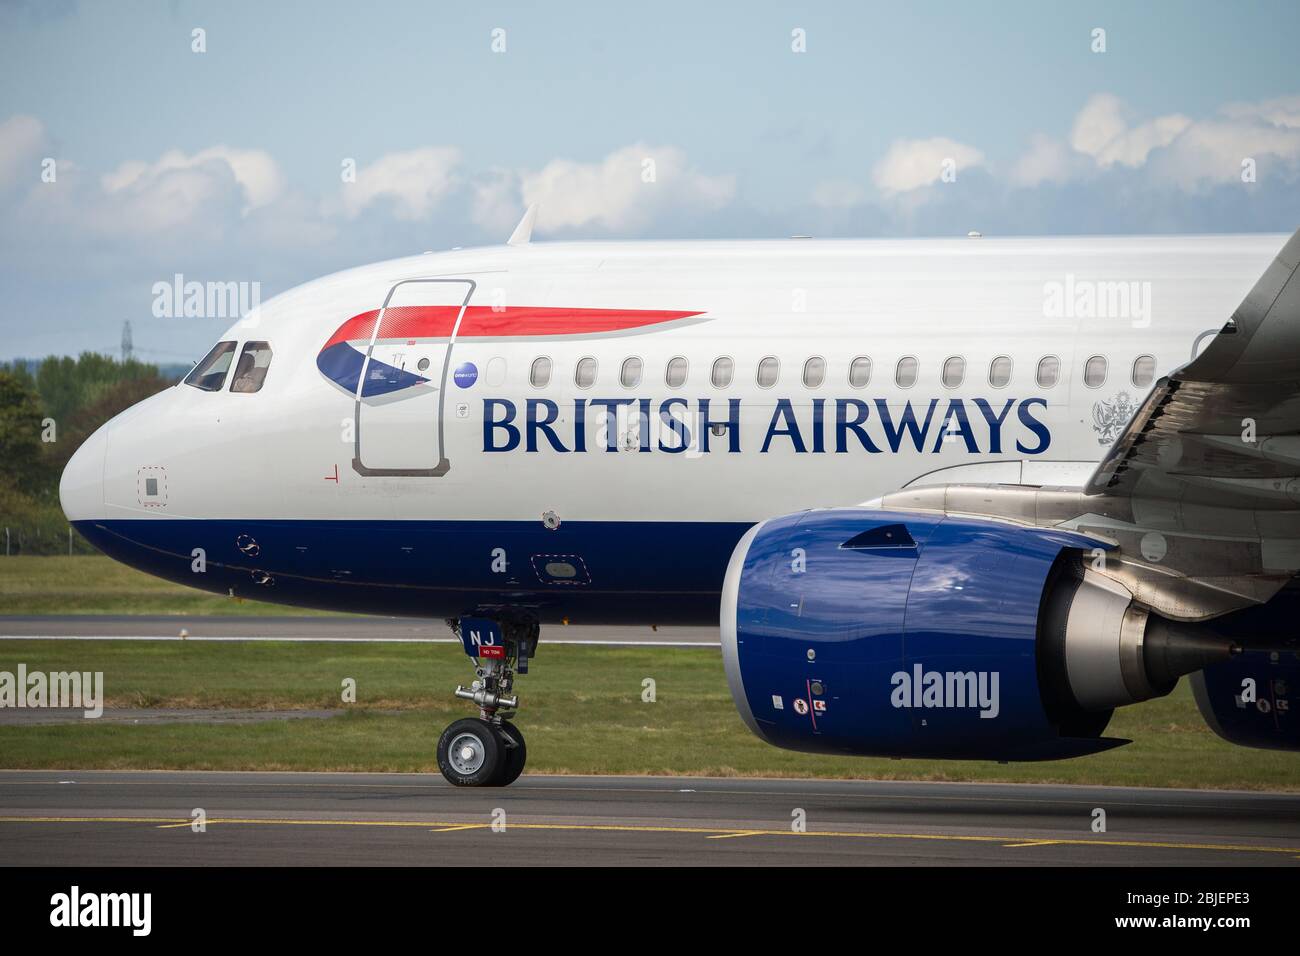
[706,831,764,840]
[429,824,488,833]
[2,776,1284,819]
[1,816,1297,857]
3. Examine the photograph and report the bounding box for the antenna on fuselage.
[507,203,540,246]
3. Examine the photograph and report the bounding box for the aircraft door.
[353,278,476,476]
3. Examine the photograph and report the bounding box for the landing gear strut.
[436,616,537,787]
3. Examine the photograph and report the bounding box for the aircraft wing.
[864,231,1300,752]
[1086,227,1300,510]
[880,228,1300,619]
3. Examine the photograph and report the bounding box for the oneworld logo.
[0,665,103,718]
[890,664,1000,719]
[50,886,151,936]
[453,362,479,388]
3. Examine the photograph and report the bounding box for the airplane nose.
[60,421,111,522]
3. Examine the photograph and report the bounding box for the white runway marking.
[0,634,719,647]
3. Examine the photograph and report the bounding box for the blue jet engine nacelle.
[720,509,1238,761]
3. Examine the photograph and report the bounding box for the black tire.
[437,718,503,787]
[493,720,527,787]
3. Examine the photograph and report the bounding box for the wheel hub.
[447,732,486,775]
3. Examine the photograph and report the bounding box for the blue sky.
[2,0,1299,361]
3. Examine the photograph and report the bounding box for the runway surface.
[1,770,1297,866]
[0,615,719,646]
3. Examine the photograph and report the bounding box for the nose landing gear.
[436,616,537,787]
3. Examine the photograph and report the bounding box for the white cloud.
[1009,133,1087,187]
[340,147,461,221]
[516,144,735,231]
[2,121,739,260]
[82,161,240,235]
[871,137,985,194]
[1011,93,1300,190]
[102,145,285,213]
[0,114,49,190]
[470,167,524,236]
[1150,118,1300,188]
[1221,95,1300,129]
[1068,93,1190,168]
[0,118,335,264]
[334,143,735,234]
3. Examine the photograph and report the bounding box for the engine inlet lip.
[720,521,768,744]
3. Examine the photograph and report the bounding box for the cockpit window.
[230,341,273,393]
[184,341,238,392]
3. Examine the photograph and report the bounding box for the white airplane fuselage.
[60,233,1285,625]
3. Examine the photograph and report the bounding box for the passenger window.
[756,356,780,388]
[802,356,826,388]
[1084,355,1108,388]
[848,356,872,388]
[485,357,507,386]
[620,357,643,388]
[666,356,688,388]
[895,356,918,389]
[230,341,273,393]
[1132,354,1156,388]
[574,357,597,389]
[530,357,552,388]
[711,357,734,388]
[941,356,965,388]
[184,341,238,392]
[1036,355,1060,388]
[989,356,1012,388]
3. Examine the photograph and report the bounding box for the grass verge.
[0,639,1296,790]
[0,555,340,615]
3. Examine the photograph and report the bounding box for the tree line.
[0,354,176,555]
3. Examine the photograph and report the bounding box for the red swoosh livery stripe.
[323,306,704,350]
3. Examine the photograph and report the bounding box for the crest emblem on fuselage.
[1091,391,1137,445]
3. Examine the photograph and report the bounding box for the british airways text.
[482,397,1052,455]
